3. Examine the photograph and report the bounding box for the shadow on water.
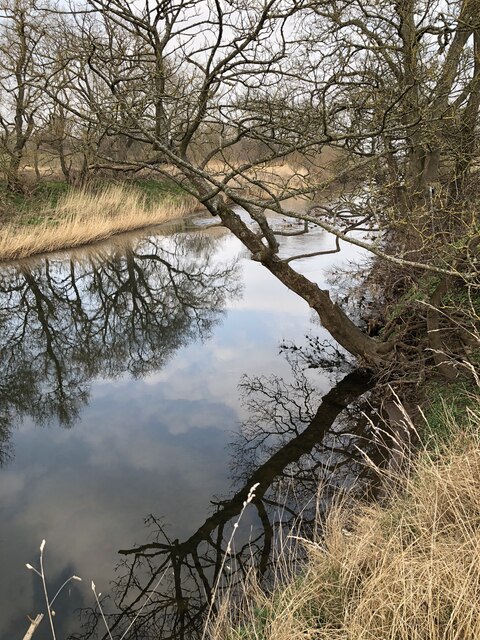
[73,363,386,640]
[0,233,240,465]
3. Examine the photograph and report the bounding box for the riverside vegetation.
[0,178,200,261]
[212,401,480,640]
[1,0,479,638]
[0,160,319,261]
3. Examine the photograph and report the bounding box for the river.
[0,212,385,639]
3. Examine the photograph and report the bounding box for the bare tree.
[39,0,479,366]
[0,0,50,190]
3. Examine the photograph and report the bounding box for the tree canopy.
[0,0,478,366]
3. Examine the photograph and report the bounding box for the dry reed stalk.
[25,540,82,640]
[0,184,199,262]
[202,483,261,640]
[212,401,480,640]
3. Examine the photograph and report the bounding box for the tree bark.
[452,29,480,198]
[7,152,23,192]
[213,200,391,364]
[398,0,475,206]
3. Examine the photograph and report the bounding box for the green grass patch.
[0,180,70,214]
[32,180,71,207]
[0,182,30,210]
[422,378,478,448]
[384,274,441,324]
[442,283,480,317]
[232,604,271,640]
[128,178,190,202]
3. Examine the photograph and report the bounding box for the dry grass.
[212,397,480,640]
[214,162,323,202]
[0,183,200,262]
[0,159,321,262]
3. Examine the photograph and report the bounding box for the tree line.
[0,0,478,368]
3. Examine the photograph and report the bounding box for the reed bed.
[212,400,480,640]
[0,183,199,262]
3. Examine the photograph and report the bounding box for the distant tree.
[0,0,49,190]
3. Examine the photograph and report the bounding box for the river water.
[0,214,384,639]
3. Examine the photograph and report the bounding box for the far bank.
[0,179,202,263]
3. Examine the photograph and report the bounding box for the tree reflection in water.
[0,233,240,464]
[74,363,387,640]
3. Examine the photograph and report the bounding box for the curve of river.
[0,211,385,639]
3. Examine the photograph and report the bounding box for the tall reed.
[0,183,199,262]
[212,398,480,640]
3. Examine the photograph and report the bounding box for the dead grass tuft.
[212,399,480,640]
[0,183,199,262]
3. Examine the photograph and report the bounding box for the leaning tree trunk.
[213,200,391,365]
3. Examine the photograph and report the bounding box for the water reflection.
[75,364,385,640]
[0,234,239,463]
[0,221,381,639]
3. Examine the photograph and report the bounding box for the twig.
[201,482,260,640]
[22,614,44,640]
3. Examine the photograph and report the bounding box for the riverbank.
[211,383,480,640]
[207,238,480,640]
[0,159,334,262]
[0,180,201,262]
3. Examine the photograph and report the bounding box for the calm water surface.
[0,216,382,639]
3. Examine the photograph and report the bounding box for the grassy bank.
[207,231,480,639]
[211,387,480,640]
[0,181,200,262]
[0,160,334,262]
